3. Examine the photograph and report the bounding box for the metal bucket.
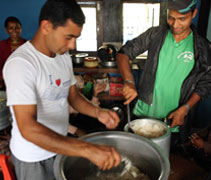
[124,119,171,157]
[53,131,170,180]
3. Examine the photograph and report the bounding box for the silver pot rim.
[53,131,170,180]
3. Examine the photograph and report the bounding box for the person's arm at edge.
[117,53,134,82]
[116,53,138,104]
[169,92,201,127]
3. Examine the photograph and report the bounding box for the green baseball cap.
[168,0,197,14]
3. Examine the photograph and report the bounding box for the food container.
[53,131,170,180]
[109,82,123,96]
[84,57,99,68]
[124,119,171,157]
[71,53,88,66]
[100,60,117,67]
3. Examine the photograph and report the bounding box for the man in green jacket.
[117,0,211,143]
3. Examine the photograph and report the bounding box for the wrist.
[124,79,135,85]
[184,103,190,115]
[95,107,100,119]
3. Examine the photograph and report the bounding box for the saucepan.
[70,53,88,65]
[53,131,170,180]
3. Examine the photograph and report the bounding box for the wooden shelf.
[73,66,120,73]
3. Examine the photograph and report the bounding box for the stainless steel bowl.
[53,131,170,180]
[71,53,88,65]
[100,60,117,67]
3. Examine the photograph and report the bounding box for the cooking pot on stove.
[53,131,170,180]
[124,118,171,157]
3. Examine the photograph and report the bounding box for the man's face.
[6,21,22,41]
[167,9,197,36]
[45,19,83,55]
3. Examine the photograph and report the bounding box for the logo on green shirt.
[178,51,193,63]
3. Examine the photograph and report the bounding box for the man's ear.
[192,8,198,19]
[40,20,53,35]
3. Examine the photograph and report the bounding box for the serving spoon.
[127,104,135,133]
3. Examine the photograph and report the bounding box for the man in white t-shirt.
[3,0,121,179]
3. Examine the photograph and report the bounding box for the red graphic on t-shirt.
[56,79,61,86]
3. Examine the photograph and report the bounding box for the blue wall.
[0,0,46,41]
[0,0,202,41]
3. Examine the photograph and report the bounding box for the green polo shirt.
[134,30,194,123]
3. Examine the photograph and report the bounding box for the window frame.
[74,1,103,55]
[121,2,161,44]
[74,0,168,55]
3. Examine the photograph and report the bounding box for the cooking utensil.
[126,104,134,133]
[124,118,171,157]
[71,53,88,65]
[164,118,179,132]
[53,131,170,180]
[164,118,172,127]
[94,156,132,177]
[100,60,117,67]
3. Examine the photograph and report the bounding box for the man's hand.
[96,108,120,129]
[122,82,138,105]
[94,82,106,97]
[85,143,121,170]
[168,105,188,127]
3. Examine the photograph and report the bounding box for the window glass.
[76,7,97,51]
[123,3,160,44]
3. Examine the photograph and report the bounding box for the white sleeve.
[3,57,37,105]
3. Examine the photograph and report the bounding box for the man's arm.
[116,53,138,104]
[13,104,121,170]
[68,85,120,129]
[169,92,201,127]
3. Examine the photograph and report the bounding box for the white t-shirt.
[3,41,76,162]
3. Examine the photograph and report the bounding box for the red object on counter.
[109,82,124,96]
[0,154,15,180]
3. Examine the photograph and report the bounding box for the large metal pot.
[124,119,171,157]
[53,131,170,180]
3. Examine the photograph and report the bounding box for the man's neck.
[173,29,191,43]
[30,31,56,58]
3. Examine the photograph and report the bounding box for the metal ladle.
[127,104,135,133]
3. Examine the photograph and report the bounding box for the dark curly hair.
[4,16,22,28]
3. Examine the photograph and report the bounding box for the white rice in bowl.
[130,121,166,139]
